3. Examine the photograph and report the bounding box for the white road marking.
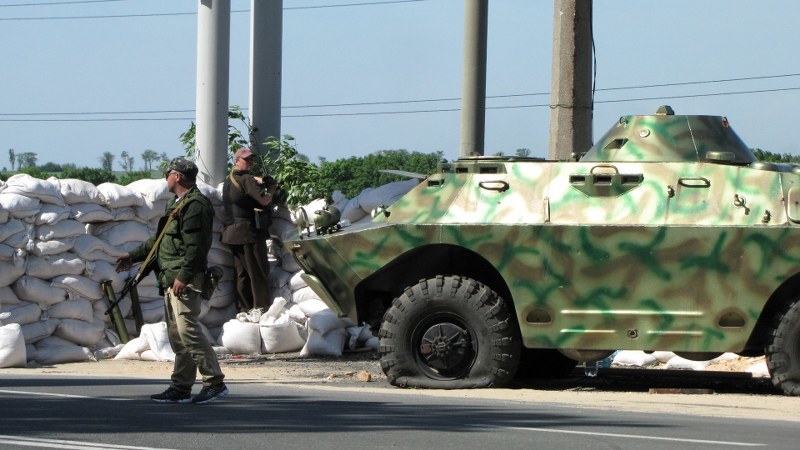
[0,389,132,401]
[0,435,174,450]
[506,426,765,446]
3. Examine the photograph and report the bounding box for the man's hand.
[172,278,189,298]
[116,254,132,273]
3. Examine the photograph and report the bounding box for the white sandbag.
[0,192,41,218]
[52,275,104,301]
[357,179,418,213]
[0,243,16,261]
[135,198,168,221]
[288,303,307,322]
[196,180,222,204]
[70,203,114,223]
[362,336,379,349]
[114,336,145,360]
[135,286,163,301]
[26,254,85,279]
[269,218,298,243]
[141,299,165,323]
[110,207,135,221]
[664,356,711,370]
[97,182,144,208]
[6,230,33,250]
[32,344,96,365]
[35,335,76,349]
[12,276,68,308]
[84,261,127,292]
[139,322,175,361]
[0,255,27,288]
[47,298,94,322]
[72,235,127,259]
[711,352,740,363]
[54,318,106,346]
[219,319,262,355]
[208,281,235,309]
[0,209,8,224]
[200,302,237,329]
[289,271,308,291]
[29,238,75,257]
[126,178,170,202]
[300,328,347,357]
[94,221,151,247]
[0,219,26,242]
[281,253,301,273]
[0,323,27,368]
[260,319,305,353]
[20,319,60,344]
[307,309,348,334]
[339,196,369,223]
[293,286,321,304]
[37,220,85,241]
[612,350,659,367]
[747,359,769,378]
[268,267,294,289]
[34,204,71,226]
[297,299,329,317]
[6,302,41,325]
[58,178,106,205]
[3,174,64,205]
[0,286,21,305]
[650,351,676,364]
[207,248,233,266]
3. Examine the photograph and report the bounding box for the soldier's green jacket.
[129,186,213,289]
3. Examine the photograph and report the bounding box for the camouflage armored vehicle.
[286,106,800,395]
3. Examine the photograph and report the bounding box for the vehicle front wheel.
[766,300,800,396]
[378,275,521,389]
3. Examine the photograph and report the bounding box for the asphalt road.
[0,373,797,450]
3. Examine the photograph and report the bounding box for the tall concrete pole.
[459,0,488,157]
[195,0,231,186]
[548,0,593,161]
[249,0,282,156]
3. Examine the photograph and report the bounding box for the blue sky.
[1,0,799,170]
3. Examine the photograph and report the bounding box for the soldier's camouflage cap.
[166,157,199,179]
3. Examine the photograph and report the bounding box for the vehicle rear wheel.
[766,300,800,396]
[379,275,521,389]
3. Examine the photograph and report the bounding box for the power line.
[2,85,799,122]
[0,0,124,7]
[0,0,427,20]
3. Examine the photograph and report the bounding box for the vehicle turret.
[581,105,757,164]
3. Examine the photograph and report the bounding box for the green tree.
[141,149,159,171]
[116,170,154,185]
[120,151,135,172]
[16,152,37,169]
[39,162,63,172]
[752,148,800,163]
[99,152,115,172]
[61,166,115,185]
[515,148,531,157]
[8,148,15,171]
[264,136,322,208]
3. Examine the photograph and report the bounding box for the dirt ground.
[4,351,798,423]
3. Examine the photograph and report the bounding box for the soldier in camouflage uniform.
[117,158,227,405]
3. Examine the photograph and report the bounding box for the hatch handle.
[678,177,711,188]
[479,180,509,193]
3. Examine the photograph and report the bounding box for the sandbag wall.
[0,173,420,366]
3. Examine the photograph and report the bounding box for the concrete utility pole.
[195,0,231,186]
[459,0,488,157]
[548,0,593,161]
[249,0,283,157]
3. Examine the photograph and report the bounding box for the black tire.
[379,275,521,389]
[766,300,800,396]
[515,349,578,379]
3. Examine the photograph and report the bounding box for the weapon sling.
[104,195,189,325]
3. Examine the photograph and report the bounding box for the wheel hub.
[418,322,472,374]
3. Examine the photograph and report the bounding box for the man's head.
[165,157,198,193]
[233,147,257,171]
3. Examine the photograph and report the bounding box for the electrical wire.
[0,0,124,7]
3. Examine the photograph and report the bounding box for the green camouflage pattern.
[286,107,800,356]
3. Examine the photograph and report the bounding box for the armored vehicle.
[286,106,800,395]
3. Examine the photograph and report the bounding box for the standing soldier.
[222,147,276,312]
[117,157,227,404]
